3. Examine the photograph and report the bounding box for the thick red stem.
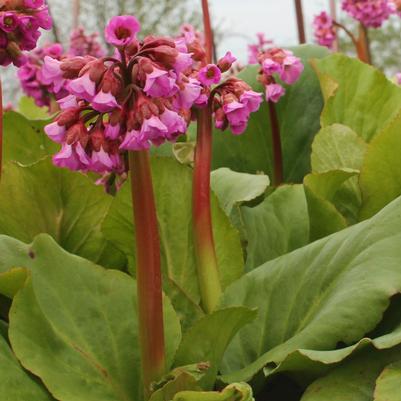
[356,23,372,64]
[330,0,339,52]
[268,102,283,186]
[192,0,222,314]
[129,151,165,399]
[193,106,222,313]
[201,0,214,63]
[294,0,306,44]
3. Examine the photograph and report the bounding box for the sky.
[201,0,330,61]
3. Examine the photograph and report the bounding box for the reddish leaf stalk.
[329,0,339,52]
[128,151,165,399]
[193,106,222,314]
[356,23,372,64]
[192,0,222,314]
[294,0,306,44]
[268,102,283,186]
[0,78,3,184]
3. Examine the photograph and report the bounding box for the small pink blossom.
[266,84,286,103]
[198,64,222,86]
[105,15,140,47]
[92,91,119,112]
[68,73,96,102]
[144,67,177,98]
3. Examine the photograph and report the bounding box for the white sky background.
[204,0,330,61]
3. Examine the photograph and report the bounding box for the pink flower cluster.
[18,28,106,108]
[18,43,67,107]
[313,12,337,49]
[257,48,304,103]
[248,33,273,64]
[43,15,262,175]
[69,27,106,58]
[341,0,395,27]
[0,0,52,66]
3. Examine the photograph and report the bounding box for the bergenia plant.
[313,0,400,63]
[41,4,261,395]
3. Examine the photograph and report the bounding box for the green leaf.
[360,113,401,220]
[103,157,243,328]
[0,159,126,269]
[313,54,401,142]
[3,111,57,165]
[219,195,401,385]
[0,334,54,400]
[311,124,367,225]
[311,124,367,173]
[18,96,50,120]
[173,308,257,390]
[302,346,401,401]
[9,235,181,401]
[374,361,401,401]
[173,383,254,401]
[241,185,309,270]
[211,168,269,217]
[304,170,357,240]
[212,45,329,183]
[149,364,207,401]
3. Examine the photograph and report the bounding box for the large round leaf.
[211,45,329,183]
[313,54,401,142]
[0,159,126,269]
[9,235,181,401]
[219,195,401,385]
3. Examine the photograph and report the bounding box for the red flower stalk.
[294,0,306,44]
[129,150,165,399]
[192,0,222,313]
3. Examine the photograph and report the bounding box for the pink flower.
[279,54,304,85]
[92,91,119,112]
[144,67,177,98]
[177,78,202,109]
[217,51,237,72]
[57,95,78,110]
[53,143,91,171]
[105,15,140,47]
[105,123,121,140]
[341,0,395,28]
[0,12,19,32]
[198,64,222,86]
[44,121,66,143]
[240,90,263,112]
[159,109,187,141]
[120,130,150,151]
[266,84,286,103]
[90,148,115,173]
[68,73,96,102]
[313,12,337,49]
[40,56,66,93]
[262,58,282,75]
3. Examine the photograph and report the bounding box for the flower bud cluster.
[341,0,395,28]
[0,0,52,66]
[18,27,106,108]
[257,48,304,103]
[248,33,273,64]
[69,26,106,58]
[313,12,336,49]
[44,15,262,175]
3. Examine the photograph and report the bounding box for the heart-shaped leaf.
[0,159,126,269]
[9,234,181,401]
